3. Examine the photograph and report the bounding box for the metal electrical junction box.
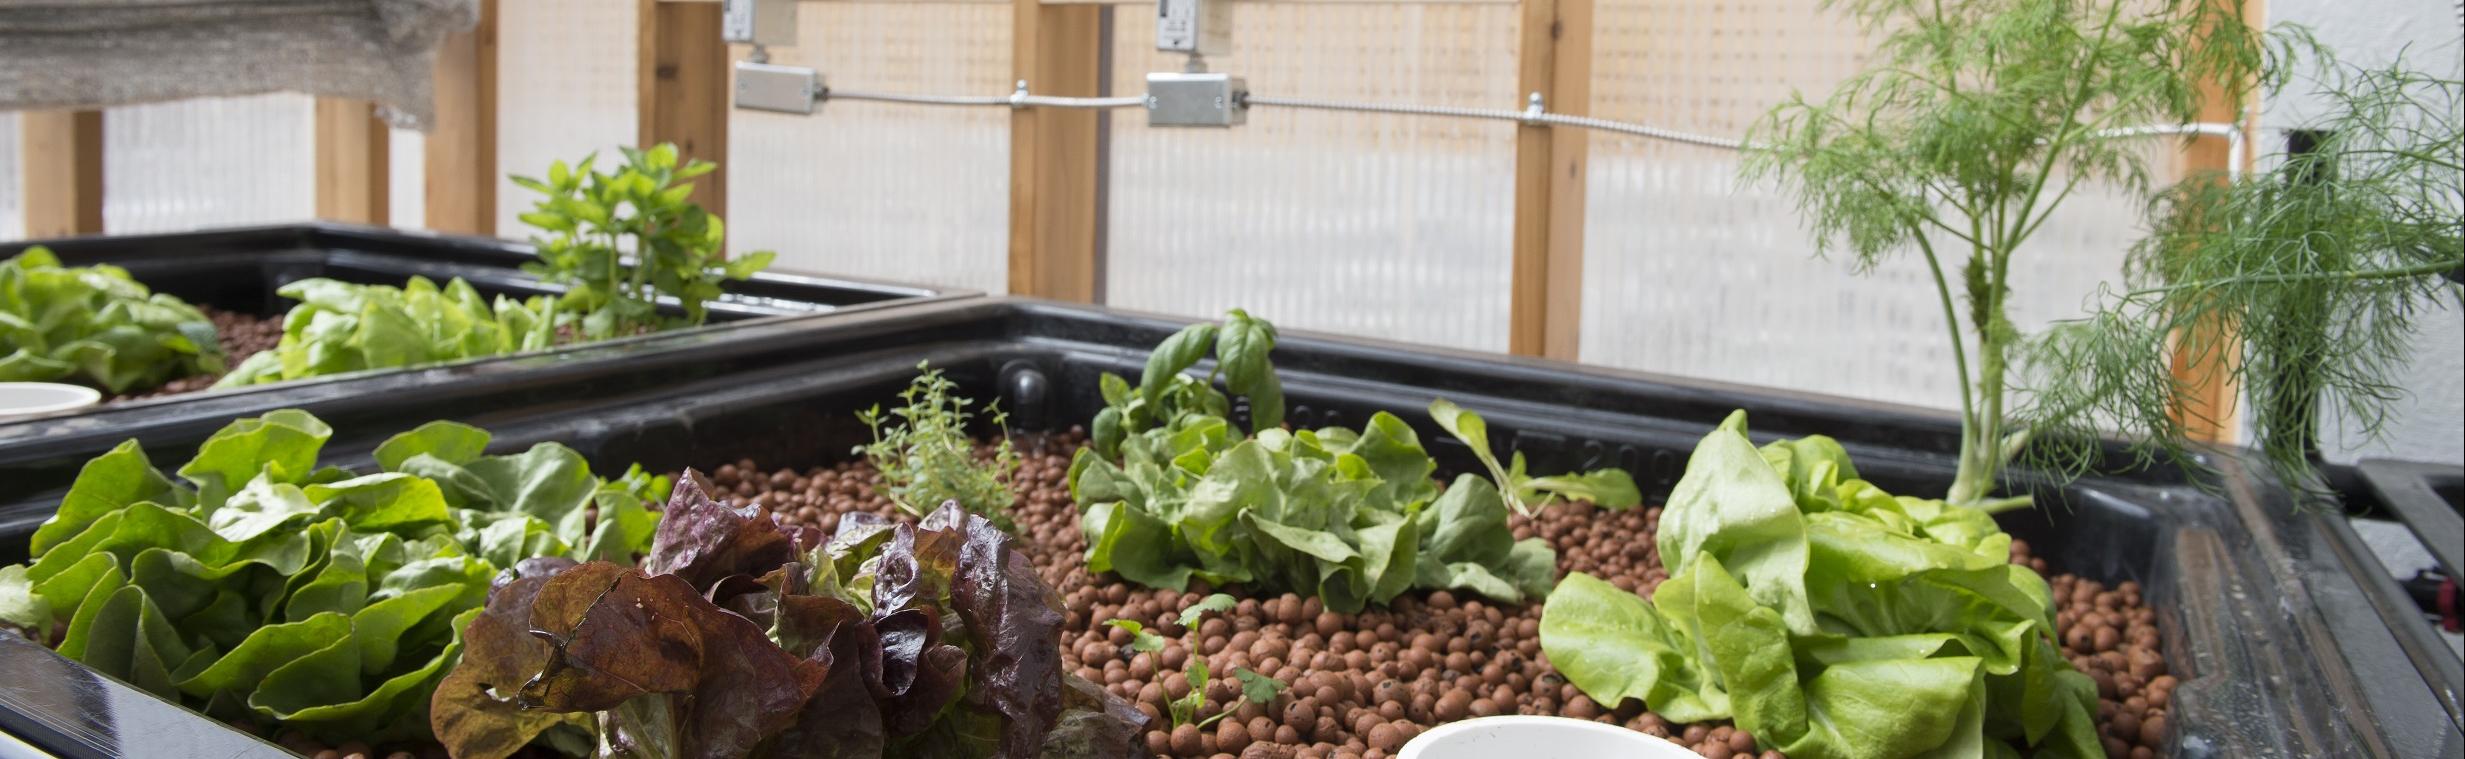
[1147,72,1245,127]
[722,0,798,47]
[1155,0,1230,56]
[736,62,821,114]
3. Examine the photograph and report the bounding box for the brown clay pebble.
[679,429,2176,759]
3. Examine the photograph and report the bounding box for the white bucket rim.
[0,382,105,418]
[1398,715,1696,759]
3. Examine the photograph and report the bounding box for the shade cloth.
[0,0,476,129]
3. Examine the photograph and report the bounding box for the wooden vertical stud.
[1008,0,1105,301]
[1509,0,1592,360]
[2168,0,2264,443]
[314,99,391,226]
[427,0,499,236]
[20,110,106,237]
[638,0,730,223]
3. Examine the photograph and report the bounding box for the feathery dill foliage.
[857,361,1023,528]
[2026,62,2464,494]
[1742,0,2275,506]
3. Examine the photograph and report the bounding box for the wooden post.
[20,110,106,238]
[426,0,499,236]
[1007,0,1105,301]
[314,100,391,225]
[1507,0,1591,360]
[2168,0,2263,443]
[638,0,730,223]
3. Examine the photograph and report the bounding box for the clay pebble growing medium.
[109,306,283,400]
[252,428,2173,758]
[698,429,2173,759]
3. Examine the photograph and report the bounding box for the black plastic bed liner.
[0,297,2452,758]
[0,222,970,434]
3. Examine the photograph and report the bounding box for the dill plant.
[1744,0,2280,506]
[2027,61,2463,494]
[857,361,1023,528]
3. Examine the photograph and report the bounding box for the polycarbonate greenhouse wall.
[0,0,2455,468]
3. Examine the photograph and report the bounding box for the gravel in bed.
[697,430,2174,759]
[109,306,282,401]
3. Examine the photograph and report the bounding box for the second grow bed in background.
[0,222,967,434]
[0,298,2452,758]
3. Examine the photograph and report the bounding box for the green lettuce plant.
[214,276,561,388]
[1,247,226,393]
[513,144,777,340]
[0,411,665,744]
[1540,411,2097,758]
[1073,310,1639,612]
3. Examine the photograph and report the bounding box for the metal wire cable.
[1526,112,1750,150]
[810,81,2237,166]
[821,82,1146,110]
[823,89,1010,107]
[1238,94,1534,122]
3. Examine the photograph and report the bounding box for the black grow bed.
[0,222,966,430]
[0,298,2454,758]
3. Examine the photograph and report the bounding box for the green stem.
[1974,495,2036,514]
[1912,231,1986,502]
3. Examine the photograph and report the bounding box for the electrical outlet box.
[722,0,798,47]
[1147,72,1245,127]
[1155,0,1230,57]
[735,62,821,114]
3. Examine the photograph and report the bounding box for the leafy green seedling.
[512,143,777,340]
[1092,309,1285,458]
[1104,619,1167,654]
[1181,662,1286,730]
[1177,593,1237,627]
[1430,399,1643,516]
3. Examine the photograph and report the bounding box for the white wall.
[2266,0,2464,467]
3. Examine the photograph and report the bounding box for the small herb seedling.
[1177,593,1237,628]
[1178,662,1286,730]
[857,361,1022,529]
[1104,619,1167,654]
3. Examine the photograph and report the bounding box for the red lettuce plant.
[432,475,1145,759]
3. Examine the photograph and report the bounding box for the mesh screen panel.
[726,3,1013,294]
[496,0,638,236]
[102,95,315,233]
[1104,4,1523,353]
[1579,0,2172,411]
[0,113,19,241]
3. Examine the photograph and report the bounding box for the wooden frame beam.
[1007,0,1106,300]
[638,0,731,224]
[314,100,391,225]
[20,110,106,238]
[1507,0,1591,360]
[2168,0,2264,443]
[426,0,499,235]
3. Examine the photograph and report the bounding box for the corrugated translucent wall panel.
[391,127,427,230]
[0,113,20,241]
[1106,5,1522,353]
[728,4,1012,294]
[103,95,315,234]
[1580,0,2167,411]
[497,0,637,235]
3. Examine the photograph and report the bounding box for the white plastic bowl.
[1398,715,1699,759]
[0,382,103,420]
